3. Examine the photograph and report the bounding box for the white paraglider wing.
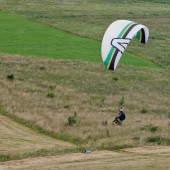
[101,20,149,71]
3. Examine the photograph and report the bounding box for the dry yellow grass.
[0,114,75,155]
[0,54,169,149]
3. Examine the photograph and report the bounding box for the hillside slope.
[0,113,75,157]
[0,0,169,68]
[0,55,169,150]
[0,1,169,167]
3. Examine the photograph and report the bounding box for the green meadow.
[0,11,160,68]
[0,0,169,68]
[0,12,100,62]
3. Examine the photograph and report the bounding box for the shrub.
[140,124,159,132]
[46,93,55,98]
[119,96,125,106]
[112,76,119,81]
[0,154,10,161]
[7,74,14,81]
[39,66,46,70]
[145,136,170,145]
[64,105,70,109]
[140,108,148,114]
[66,112,77,126]
[145,136,162,144]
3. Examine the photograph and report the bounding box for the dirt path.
[0,147,169,170]
[0,114,74,155]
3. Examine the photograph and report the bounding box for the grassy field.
[0,11,101,62]
[0,0,169,169]
[0,55,169,150]
[0,114,75,160]
[0,0,169,68]
[0,11,160,68]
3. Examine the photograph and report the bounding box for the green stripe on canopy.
[104,22,134,67]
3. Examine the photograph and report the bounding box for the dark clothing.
[113,111,126,124]
[119,111,126,121]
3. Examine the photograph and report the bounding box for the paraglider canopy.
[101,20,149,71]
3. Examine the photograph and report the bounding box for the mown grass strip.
[0,105,84,145]
[0,11,101,62]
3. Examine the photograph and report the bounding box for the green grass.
[0,11,160,68]
[0,0,169,68]
[0,11,101,62]
[120,52,161,68]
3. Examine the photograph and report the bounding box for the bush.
[66,112,77,126]
[119,96,125,106]
[46,93,55,98]
[39,66,46,70]
[0,154,10,161]
[140,108,148,114]
[145,136,162,144]
[112,76,119,81]
[145,136,170,145]
[140,124,159,132]
[64,105,70,109]
[7,74,14,81]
